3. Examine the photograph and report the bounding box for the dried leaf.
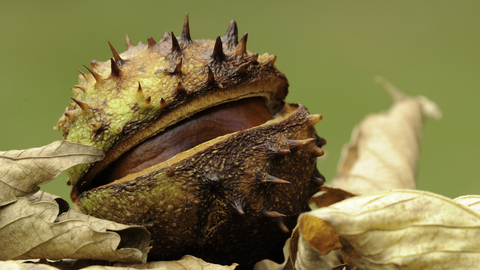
[299,215,341,255]
[329,78,441,195]
[0,192,150,264]
[289,227,332,270]
[309,187,356,209]
[453,195,480,213]
[0,261,59,270]
[300,189,480,270]
[3,255,238,270]
[113,255,238,270]
[0,141,104,206]
[287,216,342,270]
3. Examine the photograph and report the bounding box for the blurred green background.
[1,1,479,202]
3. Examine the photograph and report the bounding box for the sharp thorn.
[125,34,134,49]
[180,13,192,43]
[136,82,144,99]
[171,32,181,53]
[174,58,182,74]
[206,66,215,86]
[262,210,286,218]
[233,200,245,215]
[74,85,86,92]
[147,36,156,48]
[273,217,289,233]
[71,98,89,111]
[222,19,238,48]
[70,87,82,96]
[287,138,316,152]
[92,122,103,133]
[110,58,121,77]
[77,69,87,77]
[211,36,226,60]
[82,64,103,83]
[237,62,251,75]
[174,82,185,95]
[160,98,168,110]
[144,96,151,105]
[140,96,151,110]
[264,173,291,185]
[235,32,248,56]
[277,148,291,156]
[108,41,124,65]
[306,144,324,157]
[307,114,323,126]
[64,110,76,122]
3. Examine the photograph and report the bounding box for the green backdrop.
[1,1,479,202]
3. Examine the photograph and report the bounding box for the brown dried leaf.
[299,215,341,255]
[309,187,356,209]
[0,141,104,206]
[329,78,441,195]
[300,189,480,269]
[0,192,150,264]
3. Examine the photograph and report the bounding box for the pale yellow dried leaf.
[453,195,480,213]
[292,231,332,270]
[302,189,480,270]
[0,141,104,206]
[288,216,343,270]
[329,78,441,195]
[0,193,150,264]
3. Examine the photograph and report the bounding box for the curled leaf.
[0,141,104,206]
[329,78,441,195]
[299,189,480,269]
[0,191,150,263]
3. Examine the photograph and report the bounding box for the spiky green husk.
[56,17,288,188]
